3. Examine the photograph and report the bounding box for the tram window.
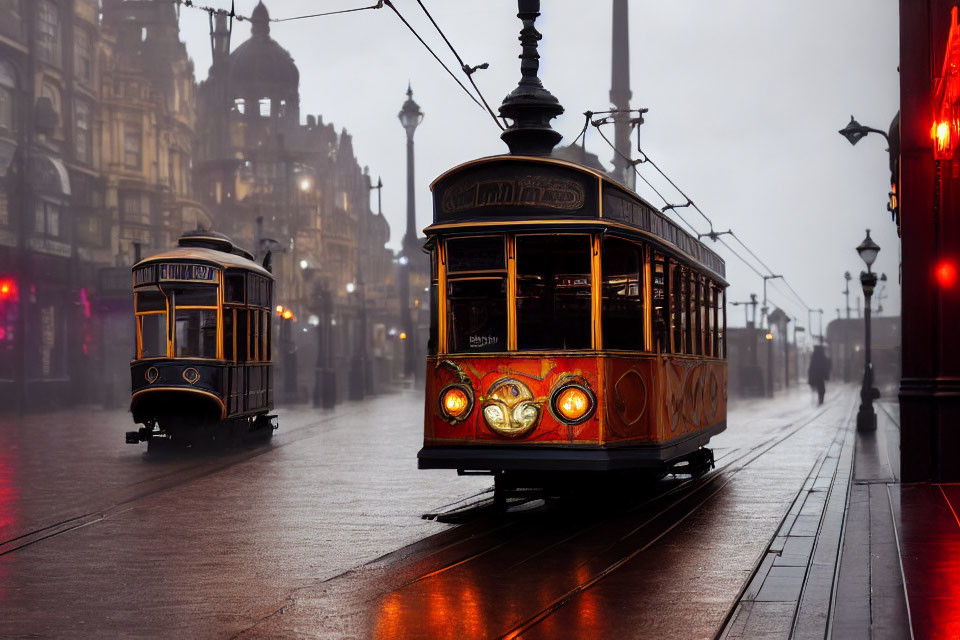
[139,314,166,358]
[447,278,507,353]
[516,235,591,350]
[170,285,216,307]
[652,254,668,351]
[224,309,235,361]
[225,274,245,304]
[175,309,217,358]
[136,288,166,312]
[685,271,695,354]
[602,238,644,350]
[446,236,505,272]
[671,265,685,354]
[236,310,249,361]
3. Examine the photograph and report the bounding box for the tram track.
[0,399,402,557]
[494,395,856,639]
[338,392,854,640]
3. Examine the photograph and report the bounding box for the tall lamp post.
[398,84,423,378]
[855,229,881,432]
[762,275,783,397]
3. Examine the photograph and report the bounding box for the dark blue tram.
[127,231,276,447]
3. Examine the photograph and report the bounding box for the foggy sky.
[176,0,901,331]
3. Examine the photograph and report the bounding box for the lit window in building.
[0,59,15,131]
[259,98,270,117]
[341,191,349,211]
[36,1,61,66]
[74,28,92,82]
[234,98,245,114]
[124,124,141,169]
[74,99,91,163]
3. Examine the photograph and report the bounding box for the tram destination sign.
[434,161,598,223]
[134,263,217,285]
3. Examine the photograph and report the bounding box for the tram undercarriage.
[126,413,277,449]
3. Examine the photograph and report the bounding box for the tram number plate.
[159,263,217,282]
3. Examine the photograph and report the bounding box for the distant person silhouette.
[808,345,831,405]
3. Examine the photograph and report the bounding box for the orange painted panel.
[425,355,601,446]
[425,354,727,449]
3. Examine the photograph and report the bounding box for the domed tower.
[196,0,302,237]
[228,2,300,137]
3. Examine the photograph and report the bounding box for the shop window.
[602,237,644,350]
[516,234,591,350]
[36,1,61,66]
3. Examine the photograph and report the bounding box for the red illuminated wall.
[900,0,960,481]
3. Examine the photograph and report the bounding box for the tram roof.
[133,246,273,278]
[428,154,726,280]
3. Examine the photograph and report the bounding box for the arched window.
[0,59,16,131]
[40,81,61,129]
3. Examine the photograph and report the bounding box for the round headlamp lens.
[555,386,591,422]
[442,387,470,418]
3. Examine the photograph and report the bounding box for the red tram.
[418,156,728,484]
[128,231,277,448]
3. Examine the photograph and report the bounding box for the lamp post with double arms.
[855,229,881,432]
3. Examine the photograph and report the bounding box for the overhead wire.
[412,0,505,130]
[593,125,703,238]
[382,1,487,112]
[590,117,817,313]
[172,0,491,118]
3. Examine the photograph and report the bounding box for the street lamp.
[838,115,890,146]
[762,275,783,398]
[855,229,881,432]
[843,271,852,319]
[398,84,423,379]
[838,113,901,227]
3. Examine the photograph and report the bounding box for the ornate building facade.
[0,0,209,410]
[196,2,395,399]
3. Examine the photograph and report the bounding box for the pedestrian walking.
[808,345,831,405]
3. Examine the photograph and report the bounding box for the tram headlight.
[438,384,473,424]
[550,382,596,425]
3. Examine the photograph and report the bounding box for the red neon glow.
[0,278,17,301]
[934,7,960,159]
[936,260,958,288]
[79,288,91,319]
